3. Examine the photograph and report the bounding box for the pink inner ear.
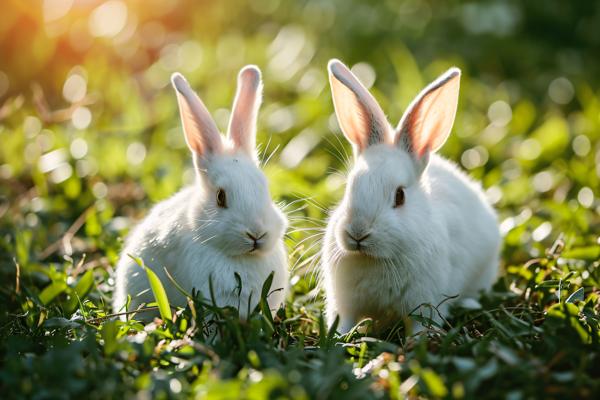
[228,66,261,156]
[397,69,460,157]
[328,60,390,152]
[330,77,371,150]
[172,73,222,156]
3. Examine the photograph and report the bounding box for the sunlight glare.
[89,1,129,38]
[43,0,74,22]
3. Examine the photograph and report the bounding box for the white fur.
[113,67,289,321]
[323,60,500,333]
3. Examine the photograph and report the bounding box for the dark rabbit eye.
[216,188,227,208]
[394,187,405,208]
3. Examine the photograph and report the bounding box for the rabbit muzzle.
[246,231,267,253]
[344,230,371,252]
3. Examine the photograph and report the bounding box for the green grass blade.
[39,281,67,305]
[64,269,95,314]
[259,272,275,329]
[74,269,95,298]
[130,255,172,321]
[163,267,191,299]
[566,287,585,304]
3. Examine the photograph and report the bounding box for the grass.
[1,109,599,398]
[1,1,600,398]
[1,229,599,399]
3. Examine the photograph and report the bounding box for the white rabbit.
[322,59,501,334]
[113,66,289,321]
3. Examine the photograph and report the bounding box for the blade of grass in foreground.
[130,255,172,321]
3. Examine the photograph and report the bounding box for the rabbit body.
[113,66,289,321]
[114,172,288,321]
[323,60,500,333]
[323,149,500,333]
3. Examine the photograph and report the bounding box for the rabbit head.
[171,66,287,257]
[327,59,461,259]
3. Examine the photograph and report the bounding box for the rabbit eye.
[216,188,227,208]
[394,187,405,208]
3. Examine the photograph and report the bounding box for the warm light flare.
[88,0,128,38]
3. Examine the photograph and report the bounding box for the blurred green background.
[1,0,598,265]
[1,1,599,398]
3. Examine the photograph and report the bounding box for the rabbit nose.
[246,231,267,250]
[346,230,370,246]
[246,231,267,241]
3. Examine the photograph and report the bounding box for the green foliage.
[132,255,173,321]
[1,0,600,399]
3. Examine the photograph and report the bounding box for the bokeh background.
[0,0,600,399]
[1,1,599,398]
[2,0,599,264]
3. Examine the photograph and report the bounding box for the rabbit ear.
[228,65,262,158]
[328,59,390,153]
[395,68,461,159]
[171,73,223,157]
